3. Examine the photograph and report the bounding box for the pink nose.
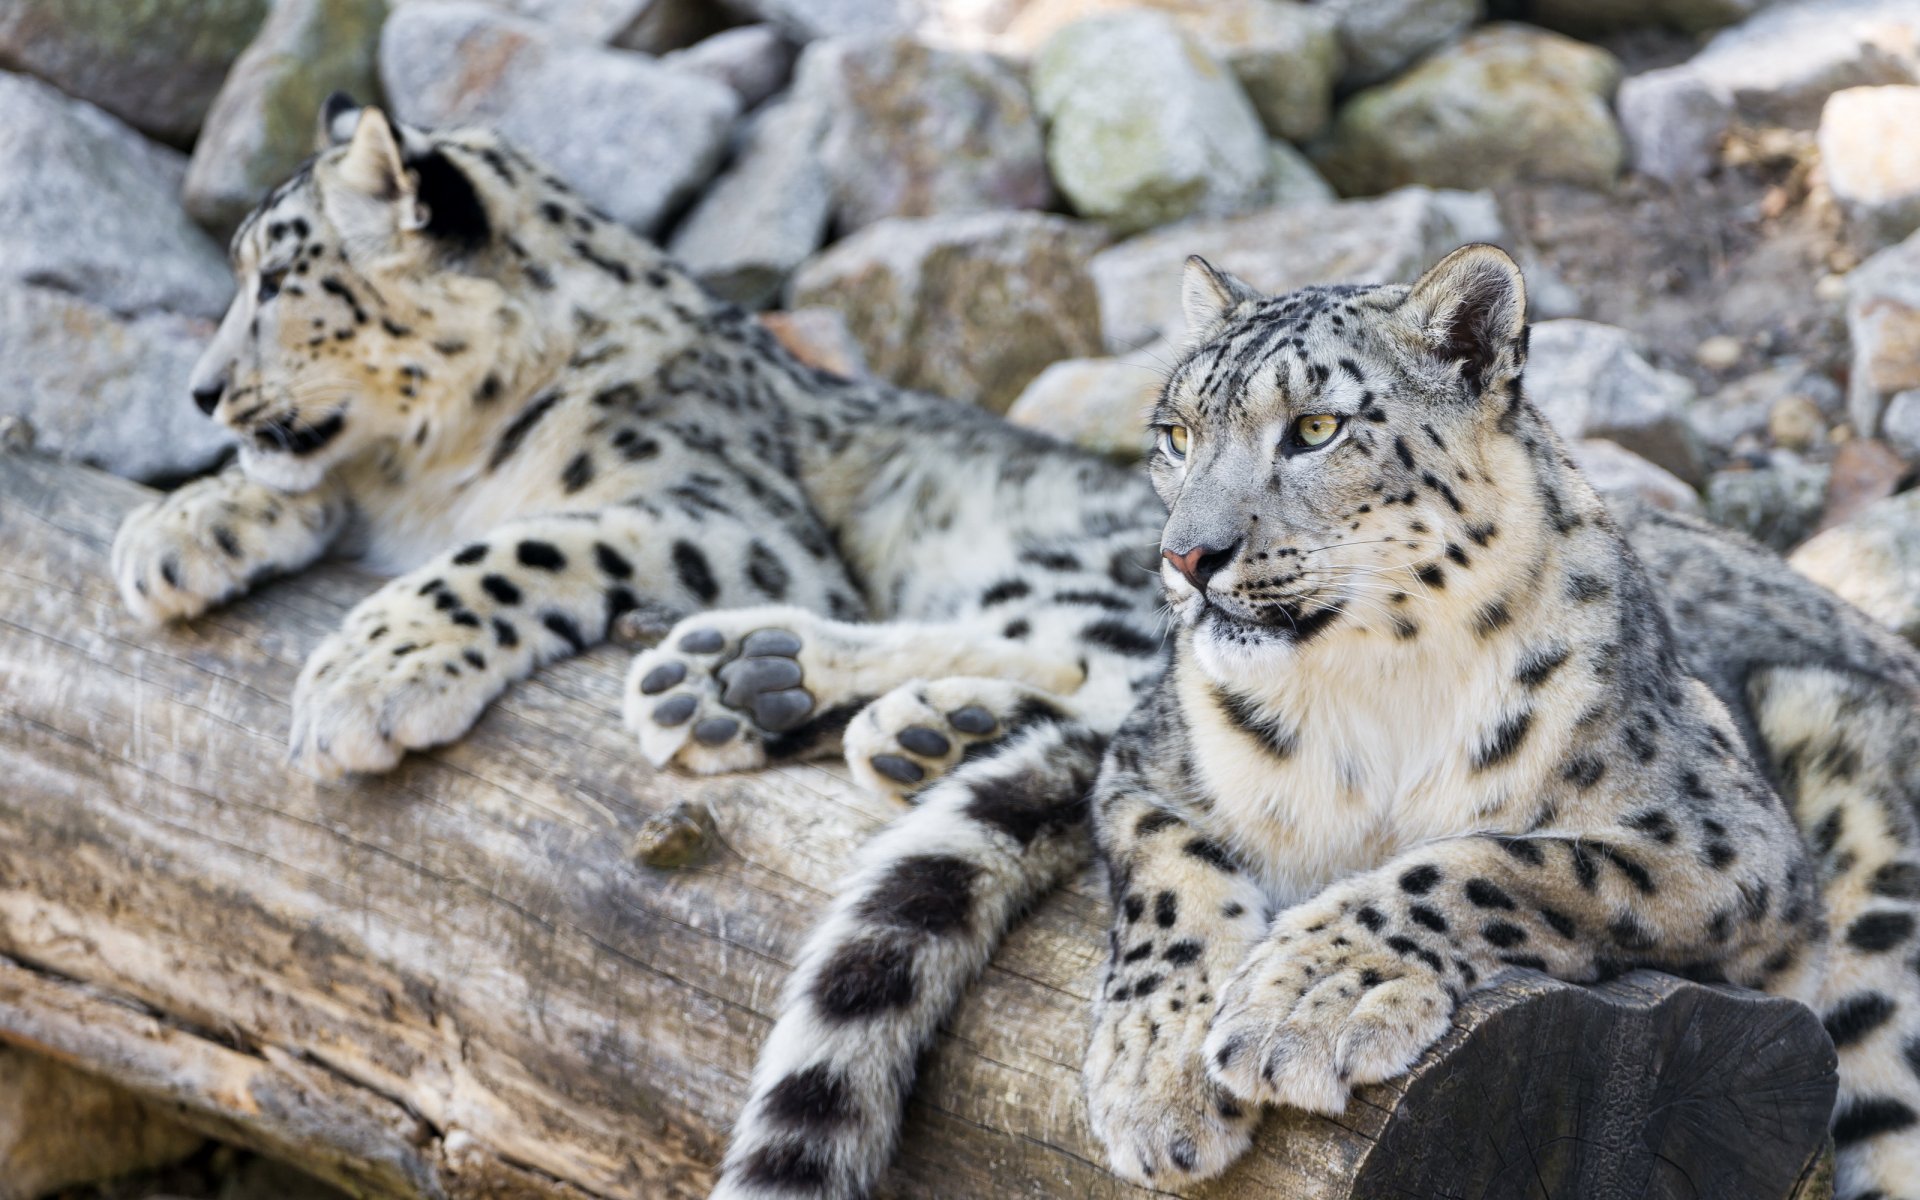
[1163,543,1232,590]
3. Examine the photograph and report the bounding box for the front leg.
[291,506,832,777]
[112,466,348,623]
[1205,811,1815,1116]
[1084,781,1269,1186]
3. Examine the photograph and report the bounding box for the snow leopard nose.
[192,378,226,415]
[1163,540,1239,591]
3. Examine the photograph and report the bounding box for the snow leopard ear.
[328,107,432,239]
[315,91,361,152]
[1408,243,1528,393]
[1181,255,1261,348]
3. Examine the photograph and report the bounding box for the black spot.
[1515,645,1568,689]
[1410,905,1448,933]
[1214,686,1297,759]
[1595,843,1656,895]
[1136,810,1179,837]
[1465,879,1515,910]
[492,617,519,647]
[1824,992,1897,1049]
[1482,921,1527,948]
[671,540,719,603]
[1498,837,1547,867]
[1155,891,1178,928]
[474,373,502,404]
[1625,809,1677,844]
[1002,618,1030,639]
[409,148,491,248]
[1566,573,1609,602]
[962,767,1090,847]
[1832,1097,1918,1146]
[1020,548,1080,571]
[1123,894,1145,923]
[981,578,1032,606]
[1356,905,1384,932]
[747,542,790,599]
[1474,599,1511,637]
[572,238,632,282]
[741,1141,831,1189]
[1183,838,1237,873]
[1847,911,1916,953]
[561,453,595,494]
[1163,940,1203,966]
[594,542,633,579]
[1563,754,1606,789]
[452,542,487,565]
[212,525,242,558]
[516,540,566,571]
[1607,914,1654,951]
[490,391,563,469]
[1871,862,1920,899]
[1473,711,1533,770]
[543,613,586,653]
[480,574,522,605]
[1399,865,1441,895]
[813,937,916,1020]
[1538,906,1576,939]
[760,1064,856,1131]
[1415,563,1445,589]
[1080,619,1159,657]
[856,855,980,935]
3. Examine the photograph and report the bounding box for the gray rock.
[670,94,831,308]
[1845,228,1920,437]
[0,0,268,143]
[1525,319,1706,484]
[1572,438,1703,515]
[1789,487,1920,642]
[1689,360,1843,456]
[0,286,231,484]
[660,25,796,107]
[1033,11,1272,236]
[380,1,740,235]
[1617,0,1920,181]
[460,0,722,48]
[1004,348,1168,460]
[0,74,231,319]
[1527,0,1774,34]
[1089,186,1504,352]
[787,211,1109,412]
[1704,454,1832,551]
[797,35,1051,234]
[1819,85,1920,251]
[184,0,390,236]
[1265,140,1338,209]
[721,0,922,42]
[1881,389,1920,460]
[1315,23,1625,196]
[1313,0,1479,88]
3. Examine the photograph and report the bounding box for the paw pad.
[639,660,687,693]
[869,754,925,784]
[679,628,725,653]
[896,726,951,757]
[653,694,698,725]
[714,628,813,732]
[948,705,998,735]
[693,715,740,745]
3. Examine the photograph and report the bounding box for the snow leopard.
[725,245,1920,1200]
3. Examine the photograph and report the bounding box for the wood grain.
[0,452,1835,1199]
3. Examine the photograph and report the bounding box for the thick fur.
[732,245,1920,1200]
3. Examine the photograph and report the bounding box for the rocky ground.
[3,0,1920,1194]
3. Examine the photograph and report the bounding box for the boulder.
[1818,86,1920,251]
[787,211,1109,412]
[1704,454,1832,551]
[477,0,726,49]
[1880,388,1920,460]
[1089,186,1504,351]
[1526,0,1774,34]
[1617,0,1920,181]
[1313,0,1479,88]
[994,0,1341,142]
[669,93,832,308]
[1004,351,1168,459]
[721,0,922,42]
[0,286,231,484]
[1525,319,1706,484]
[0,74,230,320]
[184,0,390,236]
[1267,140,1339,208]
[1032,11,1272,236]
[660,24,797,107]
[798,35,1052,234]
[1844,228,1920,438]
[1790,487,1920,644]
[759,308,870,378]
[1314,24,1624,196]
[379,1,739,235]
[1688,360,1842,457]
[1572,439,1703,515]
[1818,435,1908,529]
[0,0,267,144]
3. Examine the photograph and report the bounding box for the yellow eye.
[1163,425,1190,459]
[1295,414,1341,447]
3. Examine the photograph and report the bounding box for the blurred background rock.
[2,1,1920,1185]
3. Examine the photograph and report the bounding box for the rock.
[760,308,871,378]
[669,94,831,307]
[379,1,740,235]
[1266,140,1338,208]
[1090,186,1505,352]
[1881,388,1920,459]
[183,0,389,236]
[1819,436,1908,529]
[1032,11,1272,236]
[1526,0,1773,34]
[1790,488,1920,643]
[1525,320,1706,484]
[1704,454,1832,551]
[1768,393,1828,450]
[788,211,1108,412]
[0,286,231,483]
[1694,333,1745,371]
[476,0,724,48]
[1844,228,1920,437]
[0,74,231,319]
[798,35,1052,234]
[1004,351,1167,459]
[0,0,268,144]
[1572,439,1703,515]
[1313,0,1479,88]
[630,800,718,868]
[0,1045,205,1197]
[1617,0,1920,181]
[1689,360,1842,457]
[722,0,921,42]
[660,24,796,107]
[1819,86,1920,251]
[1314,24,1624,196]
[995,0,1342,142]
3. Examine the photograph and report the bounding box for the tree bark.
[0,453,1836,1200]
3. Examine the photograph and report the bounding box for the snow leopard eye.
[256,264,290,303]
[1292,414,1342,449]
[1160,425,1189,460]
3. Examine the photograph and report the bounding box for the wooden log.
[0,452,1838,1200]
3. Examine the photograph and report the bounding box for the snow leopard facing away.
[110,100,1166,900]
[732,245,1920,1200]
